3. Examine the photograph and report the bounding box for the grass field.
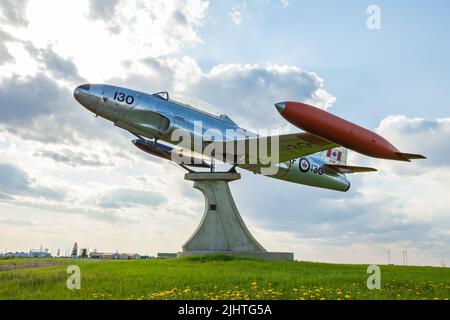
[0,256,449,300]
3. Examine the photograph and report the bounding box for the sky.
[0,0,449,266]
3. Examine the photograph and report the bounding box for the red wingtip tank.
[275,101,426,162]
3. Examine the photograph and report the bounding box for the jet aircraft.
[73,84,424,192]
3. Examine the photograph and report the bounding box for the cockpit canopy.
[152,91,169,101]
[152,91,237,126]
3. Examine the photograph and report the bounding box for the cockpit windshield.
[152,91,169,101]
[157,92,237,125]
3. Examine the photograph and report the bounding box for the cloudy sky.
[1,0,449,266]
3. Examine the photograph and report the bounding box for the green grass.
[0,256,449,300]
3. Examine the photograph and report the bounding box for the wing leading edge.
[220,132,338,166]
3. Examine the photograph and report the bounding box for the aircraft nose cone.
[73,87,80,100]
[275,102,286,114]
[73,84,91,101]
[73,84,100,113]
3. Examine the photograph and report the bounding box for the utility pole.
[402,249,408,266]
[387,249,391,265]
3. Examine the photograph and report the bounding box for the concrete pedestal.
[177,172,293,261]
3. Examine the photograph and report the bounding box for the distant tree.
[71,242,78,258]
[81,248,88,259]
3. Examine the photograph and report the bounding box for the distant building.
[112,253,141,260]
[157,253,177,259]
[90,252,142,260]
[29,250,51,258]
[112,253,128,260]
[4,252,30,258]
[90,252,113,259]
[126,253,141,260]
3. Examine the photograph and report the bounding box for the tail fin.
[321,148,377,175]
[321,147,348,165]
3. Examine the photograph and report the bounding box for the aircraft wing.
[219,132,339,166]
[275,133,339,163]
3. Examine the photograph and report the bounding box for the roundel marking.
[299,158,310,173]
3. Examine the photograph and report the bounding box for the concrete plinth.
[178,172,293,261]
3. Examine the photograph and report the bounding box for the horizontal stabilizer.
[397,152,427,161]
[324,164,377,174]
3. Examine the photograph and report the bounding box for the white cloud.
[0,0,29,27]
[1,0,209,82]
[376,116,450,167]
[280,0,289,8]
[185,63,336,130]
[230,9,242,25]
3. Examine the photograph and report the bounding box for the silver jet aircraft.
[73,84,376,192]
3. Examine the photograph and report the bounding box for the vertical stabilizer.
[322,147,348,165]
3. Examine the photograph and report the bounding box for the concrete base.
[177,251,294,261]
[180,171,294,261]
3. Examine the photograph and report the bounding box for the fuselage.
[73,84,351,192]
